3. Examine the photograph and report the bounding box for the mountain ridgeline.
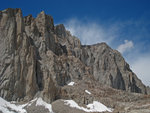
[0,8,149,103]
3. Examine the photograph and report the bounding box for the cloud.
[64,18,116,45]
[117,40,134,54]
[130,54,150,86]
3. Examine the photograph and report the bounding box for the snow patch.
[64,100,113,112]
[87,101,112,112]
[85,90,91,95]
[36,97,54,113]
[68,81,75,86]
[26,98,37,106]
[0,97,54,113]
[0,97,27,113]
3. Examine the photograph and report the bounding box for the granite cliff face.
[0,8,149,106]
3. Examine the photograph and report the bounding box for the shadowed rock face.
[0,8,148,103]
[80,44,147,94]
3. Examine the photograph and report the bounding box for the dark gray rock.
[55,24,66,37]
[79,43,147,94]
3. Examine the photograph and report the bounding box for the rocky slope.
[0,8,150,113]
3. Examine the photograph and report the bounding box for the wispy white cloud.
[64,18,116,45]
[130,54,150,86]
[117,40,134,54]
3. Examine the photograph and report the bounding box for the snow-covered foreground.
[0,97,54,113]
[36,98,54,113]
[0,96,112,113]
[64,100,113,112]
[0,97,27,113]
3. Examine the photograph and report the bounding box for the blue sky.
[1,0,150,86]
[1,0,150,23]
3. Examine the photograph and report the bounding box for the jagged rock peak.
[36,10,54,32]
[1,8,22,15]
[0,8,24,35]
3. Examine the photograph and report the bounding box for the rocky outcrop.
[0,8,149,104]
[0,8,38,101]
[80,43,147,94]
